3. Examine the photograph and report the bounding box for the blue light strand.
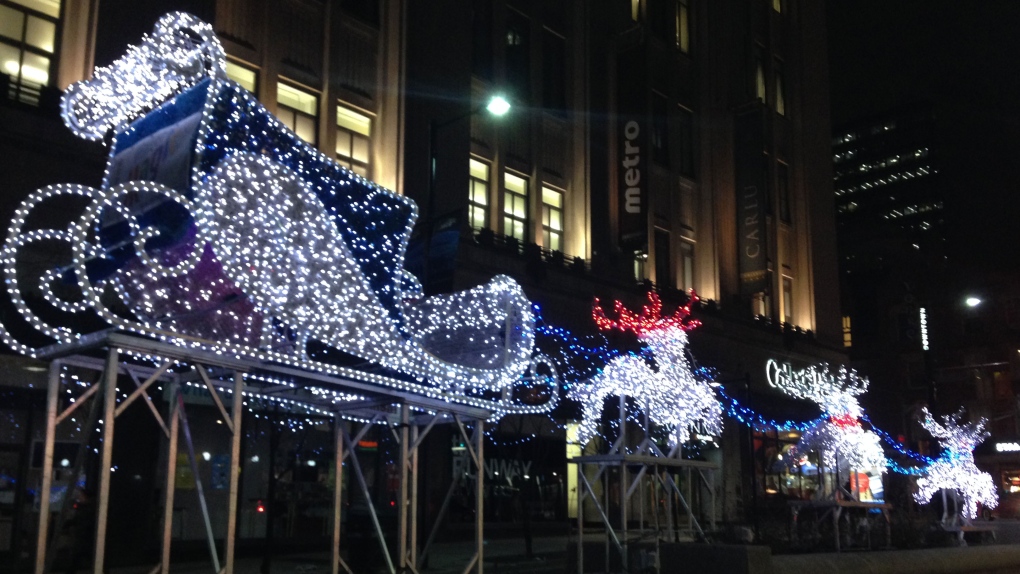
[715,386,823,432]
[860,413,936,466]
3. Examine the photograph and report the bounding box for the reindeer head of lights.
[1,12,556,419]
[569,292,722,447]
[914,408,997,520]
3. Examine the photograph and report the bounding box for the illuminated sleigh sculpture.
[2,12,556,413]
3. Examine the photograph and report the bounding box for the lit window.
[782,276,793,324]
[541,186,563,252]
[772,0,783,13]
[225,61,257,94]
[680,240,695,293]
[503,172,529,242]
[775,70,785,116]
[842,315,852,348]
[755,59,766,104]
[1,0,60,105]
[336,103,372,177]
[468,158,490,230]
[276,81,318,145]
[633,251,647,281]
[631,0,640,21]
[675,0,690,53]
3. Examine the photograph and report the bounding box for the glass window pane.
[472,206,486,228]
[277,83,318,115]
[469,158,489,180]
[550,210,562,231]
[513,221,524,239]
[19,51,49,85]
[277,109,295,132]
[353,164,368,178]
[225,61,257,93]
[0,7,25,41]
[472,181,487,205]
[25,16,54,52]
[295,115,316,144]
[542,187,562,208]
[514,196,526,219]
[352,134,370,163]
[505,172,526,194]
[335,132,352,158]
[0,43,21,78]
[549,233,561,252]
[9,0,60,19]
[337,104,371,136]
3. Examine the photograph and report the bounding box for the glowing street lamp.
[424,95,511,291]
[965,296,982,308]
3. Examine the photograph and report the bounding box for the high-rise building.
[0,0,845,554]
[832,104,946,425]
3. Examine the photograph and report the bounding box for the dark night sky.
[827,0,1020,274]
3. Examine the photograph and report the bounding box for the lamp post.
[423,95,510,292]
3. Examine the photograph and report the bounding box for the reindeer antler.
[592,291,701,335]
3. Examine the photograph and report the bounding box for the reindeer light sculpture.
[568,292,722,447]
[775,363,887,475]
[914,408,997,521]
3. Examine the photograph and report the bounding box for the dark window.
[778,162,791,222]
[648,0,670,42]
[471,0,493,79]
[341,0,379,26]
[677,107,694,177]
[652,94,669,166]
[654,228,671,288]
[506,10,531,102]
[542,31,566,116]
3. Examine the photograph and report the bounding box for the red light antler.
[592,291,701,335]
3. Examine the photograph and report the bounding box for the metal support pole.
[398,405,410,571]
[475,420,484,574]
[177,395,222,572]
[410,421,420,569]
[34,361,61,574]
[332,418,351,574]
[343,429,396,574]
[161,384,180,574]
[577,464,584,574]
[94,347,119,574]
[224,371,244,574]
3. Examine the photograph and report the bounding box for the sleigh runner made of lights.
[1,12,557,418]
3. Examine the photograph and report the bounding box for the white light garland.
[568,293,722,446]
[914,408,997,520]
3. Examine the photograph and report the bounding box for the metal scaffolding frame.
[32,332,490,574]
[572,395,718,574]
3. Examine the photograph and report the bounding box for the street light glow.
[486,95,511,116]
[965,296,982,308]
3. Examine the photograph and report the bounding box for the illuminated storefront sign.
[765,358,840,397]
[995,442,1020,453]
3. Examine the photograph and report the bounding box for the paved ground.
[106,535,571,574]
